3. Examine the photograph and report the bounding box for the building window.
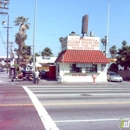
[85,64,97,72]
[69,63,97,73]
[70,64,82,72]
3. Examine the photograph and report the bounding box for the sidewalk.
[0,72,58,85]
[0,72,111,86]
[0,71,130,86]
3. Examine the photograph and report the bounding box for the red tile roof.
[55,50,110,63]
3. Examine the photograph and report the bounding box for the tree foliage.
[109,45,117,58]
[101,38,107,46]
[59,37,64,43]
[14,16,30,65]
[41,47,53,57]
[108,63,118,73]
[116,40,130,70]
[14,16,30,33]
[101,36,107,55]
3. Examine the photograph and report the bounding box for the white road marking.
[29,88,130,90]
[23,86,59,130]
[54,118,120,123]
[35,93,130,97]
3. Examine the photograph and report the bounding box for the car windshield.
[109,73,118,76]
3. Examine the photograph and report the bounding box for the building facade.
[55,35,110,83]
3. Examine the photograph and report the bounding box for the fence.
[118,70,130,80]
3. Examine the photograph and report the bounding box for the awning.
[31,62,42,67]
[55,50,110,63]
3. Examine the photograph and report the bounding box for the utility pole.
[0,0,10,74]
[4,15,12,74]
[0,0,9,14]
[9,42,13,54]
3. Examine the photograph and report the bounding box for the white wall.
[57,63,107,83]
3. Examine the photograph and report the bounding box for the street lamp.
[33,0,37,79]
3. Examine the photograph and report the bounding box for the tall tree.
[116,41,130,70]
[109,45,117,58]
[41,47,53,57]
[14,16,30,35]
[35,53,40,57]
[101,36,107,55]
[59,37,64,43]
[29,53,40,64]
[14,16,30,65]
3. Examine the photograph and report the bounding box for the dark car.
[39,70,47,79]
[0,68,4,72]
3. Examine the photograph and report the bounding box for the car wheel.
[109,78,112,82]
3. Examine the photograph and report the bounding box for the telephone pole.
[0,0,9,14]
[0,0,11,74]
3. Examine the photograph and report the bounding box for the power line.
[0,31,6,49]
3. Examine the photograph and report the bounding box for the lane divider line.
[41,101,130,106]
[0,104,33,106]
[54,118,120,123]
[1,101,130,107]
[23,86,59,130]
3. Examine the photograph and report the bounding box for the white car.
[107,71,123,82]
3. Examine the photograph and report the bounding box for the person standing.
[34,68,40,84]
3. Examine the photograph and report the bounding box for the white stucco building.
[55,35,110,83]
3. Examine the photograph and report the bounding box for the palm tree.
[41,47,53,57]
[109,45,117,58]
[14,16,30,65]
[101,36,107,55]
[59,37,64,43]
[122,40,127,46]
[15,33,27,64]
[29,53,40,64]
[14,16,30,35]
[35,53,40,57]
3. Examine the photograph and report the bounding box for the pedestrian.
[34,68,40,84]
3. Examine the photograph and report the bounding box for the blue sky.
[0,0,130,57]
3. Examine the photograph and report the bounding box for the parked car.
[0,68,4,72]
[107,71,123,82]
[39,70,47,79]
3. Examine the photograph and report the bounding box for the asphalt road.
[25,83,130,130]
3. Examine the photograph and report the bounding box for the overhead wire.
[0,31,7,49]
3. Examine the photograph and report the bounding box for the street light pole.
[33,0,37,72]
[7,15,9,73]
[106,1,110,57]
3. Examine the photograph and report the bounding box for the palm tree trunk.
[17,44,23,65]
[17,53,20,65]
